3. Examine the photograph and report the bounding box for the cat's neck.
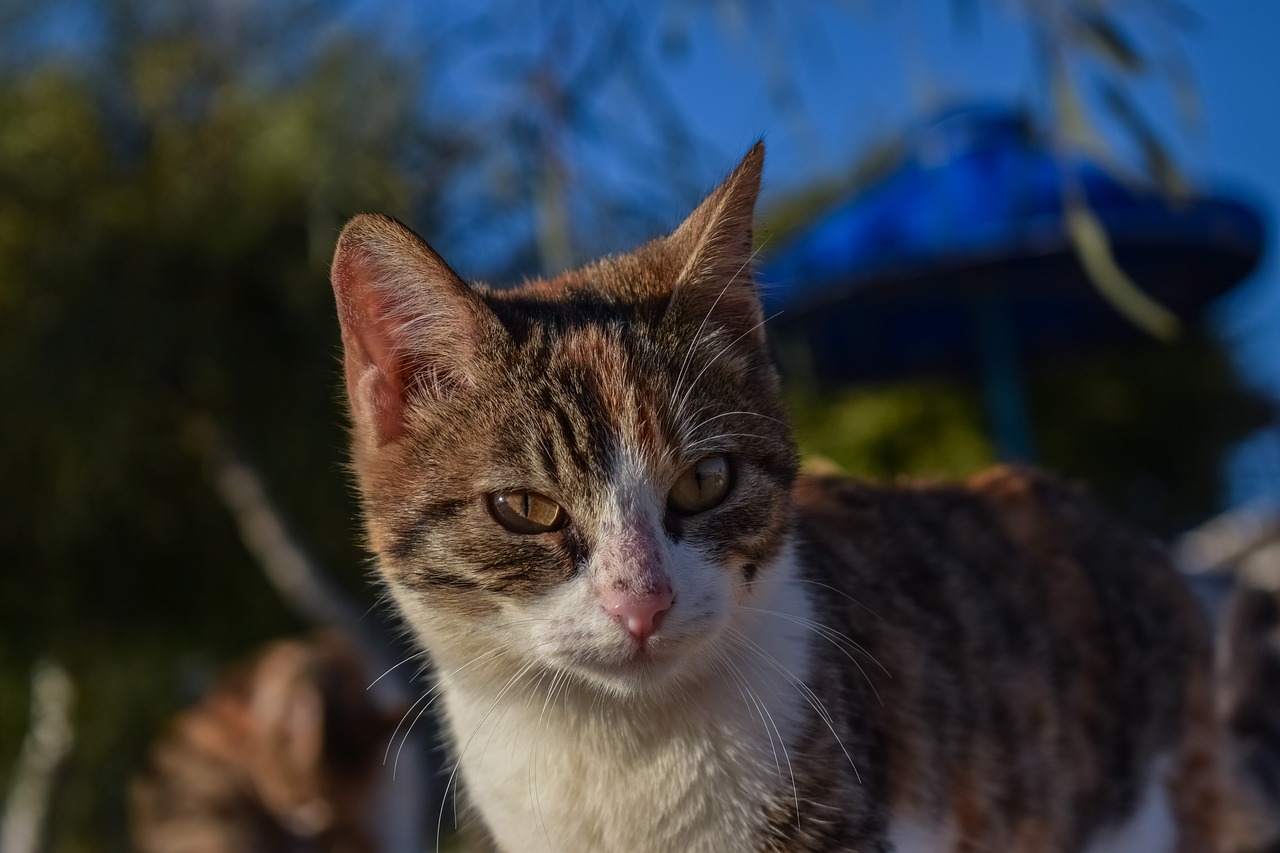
[430,539,816,853]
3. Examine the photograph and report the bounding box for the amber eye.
[488,491,567,534]
[668,454,732,515]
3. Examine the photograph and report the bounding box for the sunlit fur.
[331,145,1275,851]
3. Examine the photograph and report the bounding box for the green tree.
[0,8,473,844]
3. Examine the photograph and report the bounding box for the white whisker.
[672,310,783,433]
[531,667,569,853]
[728,627,862,784]
[437,659,540,852]
[739,605,890,705]
[781,578,885,621]
[670,243,768,415]
[386,645,511,772]
[714,653,801,830]
[366,649,430,691]
[684,431,772,451]
[687,409,788,434]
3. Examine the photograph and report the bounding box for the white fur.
[1084,756,1177,853]
[886,814,957,853]
[396,536,814,853]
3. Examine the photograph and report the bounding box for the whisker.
[713,653,801,830]
[783,578,885,621]
[517,668,555,730]
[684,431,772,450]
[686,409,788,435]
[475,640,566,764]
[437,659,540,852]
[385,645,511,771]
[386,689,434,773]
[739,606,889,705]
[390,632,559,781]
[728,627,862,784]
[735,575,885,622]
[531,667,569,853]
[366,649,430,691]
[670,243,768,414]
[737,605,891,678]
[672,310,783,432]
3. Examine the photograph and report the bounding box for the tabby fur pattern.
[329,144,1251,852]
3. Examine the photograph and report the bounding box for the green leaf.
[1064,197,1181,341]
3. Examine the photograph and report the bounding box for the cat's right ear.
[330,214,497,446]
[664,142,767,346]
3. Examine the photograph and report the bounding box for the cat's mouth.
[546,629,708,694]
[571,639,670,672]
[528,587,728,692]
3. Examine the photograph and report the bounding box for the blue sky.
[31,0,1280,505]
[656,3,1278,378]
[378,3,1280,406]
[641,1,1280,505]
[410,0,1279,505]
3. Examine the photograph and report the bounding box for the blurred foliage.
[787,334,1267,537]
[788,382,997,481]
[1028,335,1269,535]
[0,3,467,846]
[0,0,1267,850]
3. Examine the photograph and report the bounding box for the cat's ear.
[666,142,766,343]
[330,214,498,445]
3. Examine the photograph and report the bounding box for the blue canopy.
[759,105,1265,382]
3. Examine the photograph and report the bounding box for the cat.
[131,632,399,853]
[328,143,1255,852]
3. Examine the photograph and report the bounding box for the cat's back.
[793,464,1204,639]
[790,465,1222,852]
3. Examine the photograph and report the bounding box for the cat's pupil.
[489,491,566,534]
[668,454,732,515]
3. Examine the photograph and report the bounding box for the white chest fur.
[432,557,815,853]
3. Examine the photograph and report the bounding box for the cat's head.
[330,144,798,695]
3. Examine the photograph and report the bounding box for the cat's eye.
[488,491,568,534]
[668,455,732,515]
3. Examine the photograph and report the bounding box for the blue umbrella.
[759,105,1266,459]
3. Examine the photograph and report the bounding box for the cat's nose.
[604,586,674,642]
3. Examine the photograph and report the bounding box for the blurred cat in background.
[131,633,397,853]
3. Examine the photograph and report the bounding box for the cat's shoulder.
[795,463,1132,539]
[796,461,1081,503]
[790,463,1185,595]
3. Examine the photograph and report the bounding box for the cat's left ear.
[666,142,766,344]
[330,214,501,446]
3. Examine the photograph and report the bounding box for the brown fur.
[785,469,1221,851]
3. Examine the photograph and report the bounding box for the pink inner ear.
[330,216,493,446]
[331,241,414,445]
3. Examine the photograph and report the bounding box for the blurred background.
[1,0,1278,850]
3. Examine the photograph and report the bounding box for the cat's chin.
[549,639,709,698]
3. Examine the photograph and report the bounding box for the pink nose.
[604,587,674,642]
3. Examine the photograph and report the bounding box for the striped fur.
[331,145,1249,851]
